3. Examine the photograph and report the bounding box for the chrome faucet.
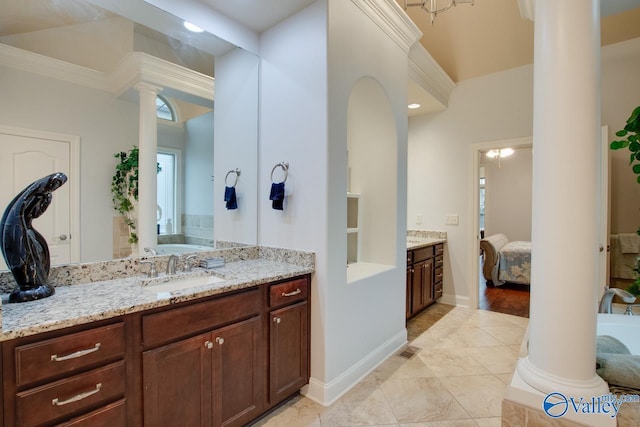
[598,287,636,314]
[624,304,640,316]
[166,254,179,275]
[144,247,157,256]
[183,255,197,272]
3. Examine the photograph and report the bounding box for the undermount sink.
[141,273,226,293]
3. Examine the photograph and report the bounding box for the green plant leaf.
[630,141,640,152]
[634,164,640,174]
[629,106,640,123]
[616,129,629,137]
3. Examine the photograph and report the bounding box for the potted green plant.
[610,105,640,296]
[112,146,140,245]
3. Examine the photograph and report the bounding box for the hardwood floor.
[479,257,530,318]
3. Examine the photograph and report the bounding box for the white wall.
[408,37,640,303]
[259,0,330,392]
[213,47,259,245]
[184,112,214,215]
[408,65,534,303]
[259,0,414,404]
[482,148,532,241]
[0,66,139,263]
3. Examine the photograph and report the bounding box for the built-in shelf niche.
[347,192,361,264]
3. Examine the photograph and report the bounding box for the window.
[156,95,175,121]
[157,150,180,234]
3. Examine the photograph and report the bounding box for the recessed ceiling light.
[184,21,204,33]
[408,103,421,109]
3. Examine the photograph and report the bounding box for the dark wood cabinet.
[2,320,127,427]
[1,274,311,427]
[212,316,263,427]
[406,244,443,319]
[142,332,212,427]
[142,291,264,427]
[269,301,308,406]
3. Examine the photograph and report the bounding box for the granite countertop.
[0,258,314,341]
[406,236,446,250]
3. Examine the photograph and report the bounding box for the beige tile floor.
[252,304,528,427]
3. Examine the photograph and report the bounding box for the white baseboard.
[303,329,407,406]
[440,293,470,308]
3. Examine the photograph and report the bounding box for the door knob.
[59,234,68,241]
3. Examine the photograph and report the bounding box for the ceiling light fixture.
[403,0,474,25]
[408,103,421,109]
[183,21,204,33]
[486,147,514,168]
[486,148,514,159]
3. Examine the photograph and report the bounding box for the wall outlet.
[445,214,459,225]
[416,214,423,225]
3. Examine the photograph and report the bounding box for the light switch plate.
[416,214,423,225]
[445,214,459,225]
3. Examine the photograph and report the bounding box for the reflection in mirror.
[0,0,259,268]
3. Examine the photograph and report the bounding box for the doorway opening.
[469,137,532,317]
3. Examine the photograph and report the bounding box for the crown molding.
[351,0,422,53]
[408,43,456,108]
[0,44,213,102]
[0,44,108,91]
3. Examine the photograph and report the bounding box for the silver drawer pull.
[52,383,102,406]
[205,340,214,349]
[51,343,101,362]
[436,248,444,253]
[282,289,301,297]
[273,317,282,324]
[436,274,443,279]
[215,337,225,345]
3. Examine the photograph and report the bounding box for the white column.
[516,0,608,400]
[135,83,162,255]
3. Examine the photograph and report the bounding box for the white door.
[0,127,77,270]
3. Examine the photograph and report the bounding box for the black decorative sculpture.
[0,172,68,303]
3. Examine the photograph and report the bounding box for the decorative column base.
[504,359,615,427]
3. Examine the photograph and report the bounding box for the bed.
[480,233,531,286]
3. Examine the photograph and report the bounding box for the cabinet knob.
[215,337,225,345]
[273,317,282,324]
[205,340,214,349]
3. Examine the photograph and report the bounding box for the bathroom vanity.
[0,252,313,427]
[406,237,445,319]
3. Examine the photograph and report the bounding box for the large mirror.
[0,0,259,268]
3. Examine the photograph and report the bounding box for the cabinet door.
[212,316,263,427]
[406,267,412,319]
[411,262,422,314]
[270,301,309,405]
[142,333,213,427]
[421,259,434,307]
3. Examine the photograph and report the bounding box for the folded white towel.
[618,233,640,254]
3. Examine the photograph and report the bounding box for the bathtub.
[156,244,214,254]
[597,313,640,354]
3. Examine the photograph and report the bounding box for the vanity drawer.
[434,283,443,300]
[435,255,444,269]
[56,398,126,427]
[143,288,260,347]
[16,361,125,427]
[406,251,413,265]
[270,278,309,308]
[435,244,444,256]
[413,246,434,263]
[15,323,125,387]
[435,267,444,284]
